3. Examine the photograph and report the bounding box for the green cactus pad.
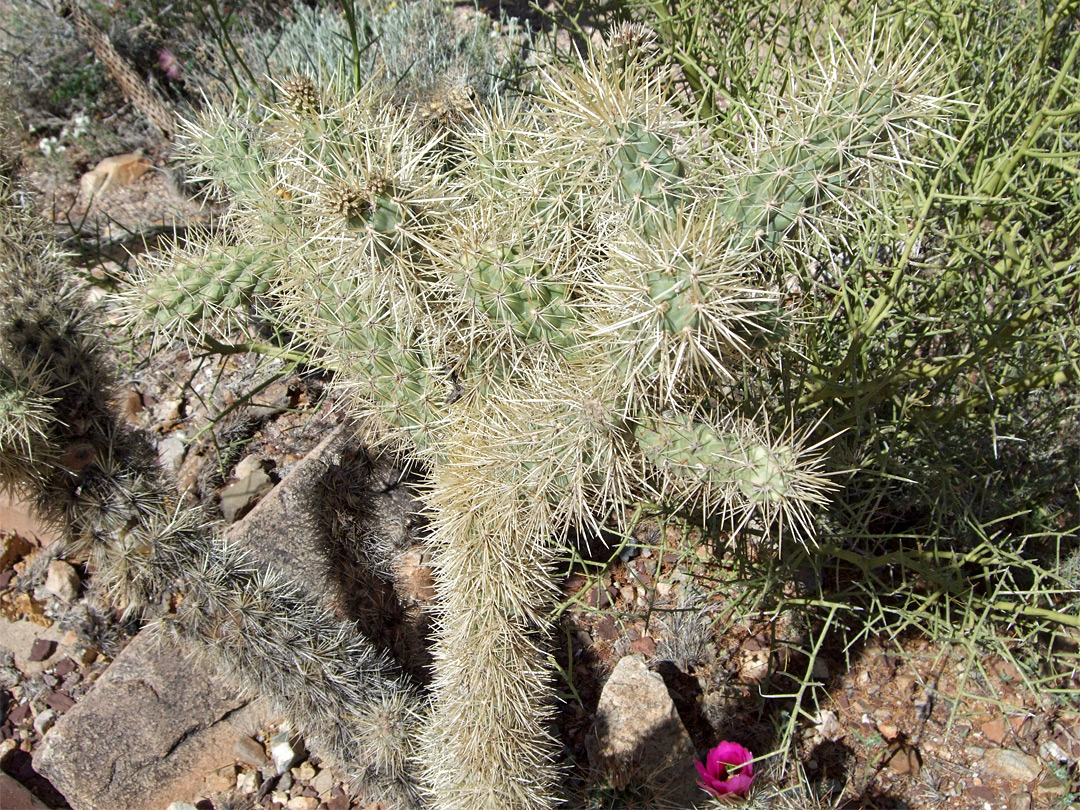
[611,121,685,224]
[452,246,579,349]
[721,78,900,249]
[636,414,797,507]
[142,246,275,326]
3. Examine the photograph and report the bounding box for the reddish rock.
[629,636,656,656]
[27,640,55,663]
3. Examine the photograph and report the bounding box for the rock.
[0,772,51,809]
[79,153,151,197]
[234,735,267,768]
[32,709,55,736]
[586,654,703,808]
[44,560,80,603]
[270,732,302,775]
[0,494,61,546]
[157,437,187,477]
[1008,793,1032,810]
[152,399,183,425]
[811,657,830,680]
[286,796,318,810]
[27,639,55,663]
[34,631,265,810]
[981,717,1007,745]
[814,710,843,742]
[311,767,335,797]
[629,636,656,657]
[886,743,921,775]
[982,748,1041,783]
[291,761,316,782]
[877,723,899,741]
[0,532,33,570]
[236,769,260,793]
[1040,739,1070,763]
[218,455,273,523]
[224,426,350,594]
[1034,771,1068,803]
[166,804,198,810]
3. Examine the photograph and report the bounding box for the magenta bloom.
[157,49,182,80]
[696,741,754,799]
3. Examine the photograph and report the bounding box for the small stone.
[28,639,56,662]
[967,785,997,803]
[1008,792,1032,810]
[596,617,618,641]
[292,760,316,782]
[656,582,672,597]
[1034,771,1068,803]
[311,767,335,796]
[237,769,260,793]
[981,718,1007,745]
[816,710,844,742]
[324,790,350,810]
[44,560,80,603]
[0,533,32,570]
[276,772,293,792]
[271,732,301,775]
[53,658,76,678]
[207,765,238,792]
[157,437,187,476]
[270,790,289,806]
[811,657,830,680]
[619,586,636,604]
[167,804,199,810]
[982,748,1041,782]
[893,674,916,695]
[153,399,182,424]
[286,798,318,810]
[628,636,655,656]
[235,735,267,768]
[877,723,899,741]
[1040,739,1070,763]
[886,743,921,775]
[33,708,56,735]
[0,738,17,764]
[219,456,273,523]
[43,692,75,713]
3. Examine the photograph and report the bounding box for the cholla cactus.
[121,21,948,810]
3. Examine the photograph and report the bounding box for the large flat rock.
[33,629,265,810]
[223,422,352,593]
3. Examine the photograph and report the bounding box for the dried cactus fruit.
[282,75,321,117]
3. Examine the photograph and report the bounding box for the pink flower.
[696,741,754,799]
[157,49,182,80]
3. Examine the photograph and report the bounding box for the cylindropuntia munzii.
[119,20,949,810]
